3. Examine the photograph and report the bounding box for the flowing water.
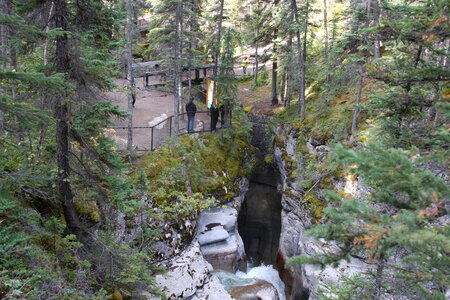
[215,264,286,300]
[220,115,287,299]
[236,264,286,300]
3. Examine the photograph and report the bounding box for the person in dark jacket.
[210,104,219,132]
[131,77,136,107]
[185,98,197,132]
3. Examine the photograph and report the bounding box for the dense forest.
[0,0,448,299]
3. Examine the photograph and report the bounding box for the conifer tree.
[218,29,237,126]
[368,0,449,148]
[1,0,162,295]
[287,144,449,299]
[126,0,134,151]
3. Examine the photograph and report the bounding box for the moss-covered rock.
[137,125,254,220]
[302,192,325,220]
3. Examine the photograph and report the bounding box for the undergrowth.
[138,107,254,219]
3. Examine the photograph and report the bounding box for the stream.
[215,264,286,300]
[233,127,285,298]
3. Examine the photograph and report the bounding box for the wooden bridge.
[143,64,216,88]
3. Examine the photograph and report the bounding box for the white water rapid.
[214,264,286,300]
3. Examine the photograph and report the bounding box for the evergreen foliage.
[287,144,449,299]
[1,0,449,297]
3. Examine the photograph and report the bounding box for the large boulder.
[230,280,280,300]
[148,243,232,300]
[197,205,246,272]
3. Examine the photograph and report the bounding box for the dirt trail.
[105,78,175,150]
[105,60,277,150]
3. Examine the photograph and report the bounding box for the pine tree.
[1,0,161,295]
[287,144,449,299]
[367,0,449,149]
[217,29,237,126]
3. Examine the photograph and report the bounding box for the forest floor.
[105,78,175,150]
[237,80,284,115]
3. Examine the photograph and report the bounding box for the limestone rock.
[148,113,168,129]
[198,226,230,246]
[200,232,244,272]
[197,206,246,272]
[151,242,231,299]
[230,280,280,300]
[274,126,374,300]
[198,206,237,232]
[191,275,234,300]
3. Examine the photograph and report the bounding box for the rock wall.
[144,242,233,300]
[273,125,371,300]
[197,204,247,273]
[143,179,249,299]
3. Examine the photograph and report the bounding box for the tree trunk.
[283,71,288,106]
[54,0,82,237]
[44,1,55,65]
[253,28,259,87]
[0,0,11,69]
[374,252,385,300]
[286,24,294,107]
[0,0,16,69]
[351,65,364,137]
[323,0,331,104]
[373,0,381,59]
[291,0,306,121]
[323,0,328,63]
[271,59,278,105]
[302,0,309,102]
[271,0,279,105]
[253,0,262,88]
[125,0,133,151]
[280,70,286,105]
[213,0,225,103]
[174,0,183,140]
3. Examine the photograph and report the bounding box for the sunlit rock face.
[197,205,247,272]
[230,279,280,300]
[273,125,372,300]
[144,243,232,300]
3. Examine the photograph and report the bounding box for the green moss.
[264,154,274,164]
[303,192,325,220]
[283,189,302,201]
[274,135,285,149]
[284,189,325,220]
[74,197,100,222]
[137,125,254,217]
[282,152,296,164]
[288,170,297,180]
[320,176,334,190]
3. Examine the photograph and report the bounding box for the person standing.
[131,77,137,107]
[185,98,197,132]
[242,56,249,75]
[210,104,219,132]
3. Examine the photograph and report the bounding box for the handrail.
[110,111,209,130]
[109,110,229,152]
